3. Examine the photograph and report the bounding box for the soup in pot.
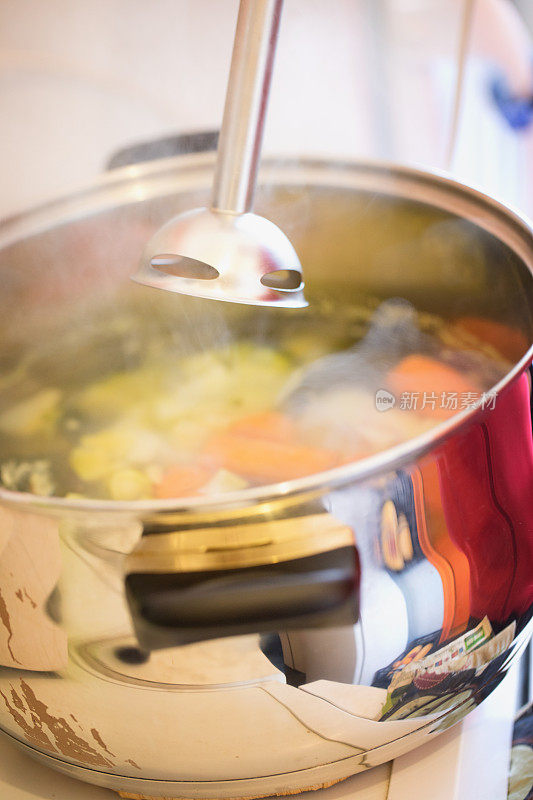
[0,296,512,501]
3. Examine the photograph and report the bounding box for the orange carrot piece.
[453,317,528,362]
[226,411,297,442]
[206,433,339,483]
[154,464,214,499]
[387,355,478,418]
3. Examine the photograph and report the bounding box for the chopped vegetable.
[206,432,339,483]
[154,465,215,499]
[73,368,166,418]
[453,317,528,362]
[387,355,479,417]
[70,424,172,483]
[200,469,249,495]
[226,412,297,442]
[0,460,55,496]
[108,469,153,501]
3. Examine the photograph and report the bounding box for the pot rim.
[1,155,532,516]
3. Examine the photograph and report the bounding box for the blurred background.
[0,0,532,219]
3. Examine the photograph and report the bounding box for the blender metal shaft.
[212,0,283,215]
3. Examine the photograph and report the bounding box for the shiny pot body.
[0,157,532,799]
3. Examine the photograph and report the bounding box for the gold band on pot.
[125,513,355,574]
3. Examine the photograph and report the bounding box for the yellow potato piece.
[108,469,153,501]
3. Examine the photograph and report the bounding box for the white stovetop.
[0,666,518,800]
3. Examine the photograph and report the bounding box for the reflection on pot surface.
[0,158,531,799]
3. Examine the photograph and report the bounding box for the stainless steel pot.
[0,155,532,800]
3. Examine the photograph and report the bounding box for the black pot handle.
[125,513,360,650]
